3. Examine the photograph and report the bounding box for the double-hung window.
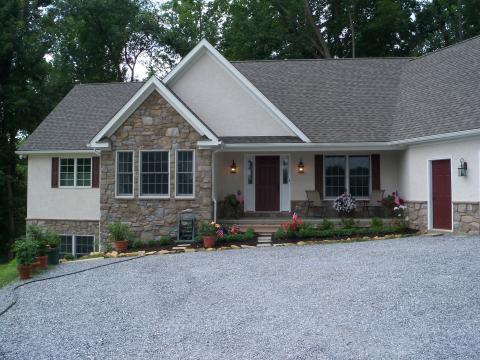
[59,158,91,187]
[140,151,169,197]
[325,155,370,198]
[176,150,194,197]
[116,151,134,197]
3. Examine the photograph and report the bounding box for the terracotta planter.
[31,261,41,271]
[17,264,32,280]
[203,236,216,249]
[37,255,48,269]
[115,240,128,253]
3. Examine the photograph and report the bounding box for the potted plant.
[13,237,38,280]
[46,229,60,265]
[198,222,217,248]
[333,193,357,217]
[27,225,49,269]
[108,221,131,252]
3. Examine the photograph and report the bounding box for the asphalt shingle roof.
[20,82,144,151]
[20,36,480,150]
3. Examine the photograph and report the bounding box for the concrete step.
[256,243,272,247]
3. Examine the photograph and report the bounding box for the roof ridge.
[76,81,145,86]
[414,34,480,61]
[231,57,414,63]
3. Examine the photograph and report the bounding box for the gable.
[165,41,308,140]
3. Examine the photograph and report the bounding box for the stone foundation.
[453,202,480,234]
[100,91,213,244]
[405,201,428,232]
[26,219,100,237]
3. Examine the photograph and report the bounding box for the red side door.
[255,156,280,211]
[432,159,452,230]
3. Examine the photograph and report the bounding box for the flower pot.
[17,264,32,280]
[31,261,41,271]
[37,255,48,270]
[115,240,128,253]
[47,247,60,266]
[203,236,216,249]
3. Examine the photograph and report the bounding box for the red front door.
[255,156,280,211]
[432,159,452,230]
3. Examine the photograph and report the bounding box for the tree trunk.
[349,9,356,58]
[303,0,331,58]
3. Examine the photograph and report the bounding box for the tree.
[0,0,51,259]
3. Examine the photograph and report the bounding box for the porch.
[212,150,403,224]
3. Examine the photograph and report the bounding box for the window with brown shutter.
[51,157,59,188]
[371,154,381,190]
[314,155,323,199]
[92,157,100,188]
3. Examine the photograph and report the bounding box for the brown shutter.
[371,154,380,190]
[51,157,59,188]
[92,157,100,188]
[314,154,323,198]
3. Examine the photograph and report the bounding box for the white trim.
[163,39,310,143]
[175,149,195,199]
[88,76,218,148]
[115,150,135,199]
[16,150,98,156]
[138,150,171,199]
[427,157,454,232]
[223,142,406,151]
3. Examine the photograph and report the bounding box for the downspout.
[211,146,222,223]
[94,148,102,252]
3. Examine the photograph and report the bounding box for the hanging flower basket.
[333,193,357,217]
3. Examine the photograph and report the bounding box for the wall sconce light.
[458,158,468,177]
[297,160,305,174]
[230,160,237,174]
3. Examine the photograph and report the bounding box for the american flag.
[216,227,224,238]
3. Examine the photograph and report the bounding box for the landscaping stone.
[206,248,216,251]
[158,250,171,255]
[256,243,272,247]
[240,245,255,249]
[297,241,306,245]
[230,245,241,249]
[146,251,157,255]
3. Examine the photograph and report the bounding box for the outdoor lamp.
[297,160,305,174]
[458,158,468,177]
[230,160,237,174]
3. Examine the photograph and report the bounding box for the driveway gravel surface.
[1,235,479,359]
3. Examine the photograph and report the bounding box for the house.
[17,37,480,255]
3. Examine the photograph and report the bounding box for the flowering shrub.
[333,193,357,215]
[382,191,404,210]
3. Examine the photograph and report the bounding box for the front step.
[256,235,272,247]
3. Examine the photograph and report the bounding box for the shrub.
[64,254,75,261]
[198,222,217,236]
[26,225,49,256]
[320,219,335,230]
[341,217,357,229]
[45,229,60,249]
[275,228,287,240]
[370,217,383,229]
[147,240,156,248]
[107,222,131,242]
[159,236,172,246]
[13,237,38,265]
[132,239,144,250]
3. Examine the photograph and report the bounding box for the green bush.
[26,225,49,256]
[64,254,75,261]
[320,219,335,230]
[13,237,38,265]
[132,239,144,250]
[107,222,131,242]
[222,228,256,242]
[370,217,383,229]
[341,217,357,229]
[159,236,172,246]
[45,229,60,249]
[198,222,217,236]
[147,239,156,248]
[294,225,405,240]
[274,228,287,240]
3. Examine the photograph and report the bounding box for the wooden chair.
[305,190,326,217]
[365,189,385,217]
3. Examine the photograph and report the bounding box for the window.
[76,158,91,187]
[117,151,133,196]
[140,151,169,196]
[325,155,371,198]
[176,150,194,197]
[60,159,75,186]
[75,236,95,256]
[349,156,370,197]
[59,235,73,255]
[247,160,253,184]
[325,156,346,197]
[59,158,91,187]
[282,158,289,184]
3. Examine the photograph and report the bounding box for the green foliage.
[64,254,75,261]
[320,219,335,230]
[198,222,217,236]
[26,225,49,256]
[147,239,157,248]
[132,239,144,250]
[275,228,287,240]
[13,237,38,265]
[370,217,384,229]
[159,236,172,246]
[222,228,255,242]
[0,259,18,288]
[341,218,358,229]
[45,228,60,249]
[107,222,131,242]
[295,225,406,240]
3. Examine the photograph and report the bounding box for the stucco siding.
[169,51,295,137]
[27,156,100,220]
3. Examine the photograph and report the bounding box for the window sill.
[175,196,195,200]
[138,195,170,199]
[115,195,134,199]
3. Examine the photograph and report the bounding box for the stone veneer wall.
[26,219,100,238]
[100,91,213,243]
[406,201,480,234]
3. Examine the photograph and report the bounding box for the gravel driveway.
[1,234,479,359]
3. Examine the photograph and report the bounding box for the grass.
[0,259,17,288]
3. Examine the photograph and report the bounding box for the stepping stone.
[241,245,256,249]
[176,244,191,247]
[257,238,272,243]
[257,243,272,247]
